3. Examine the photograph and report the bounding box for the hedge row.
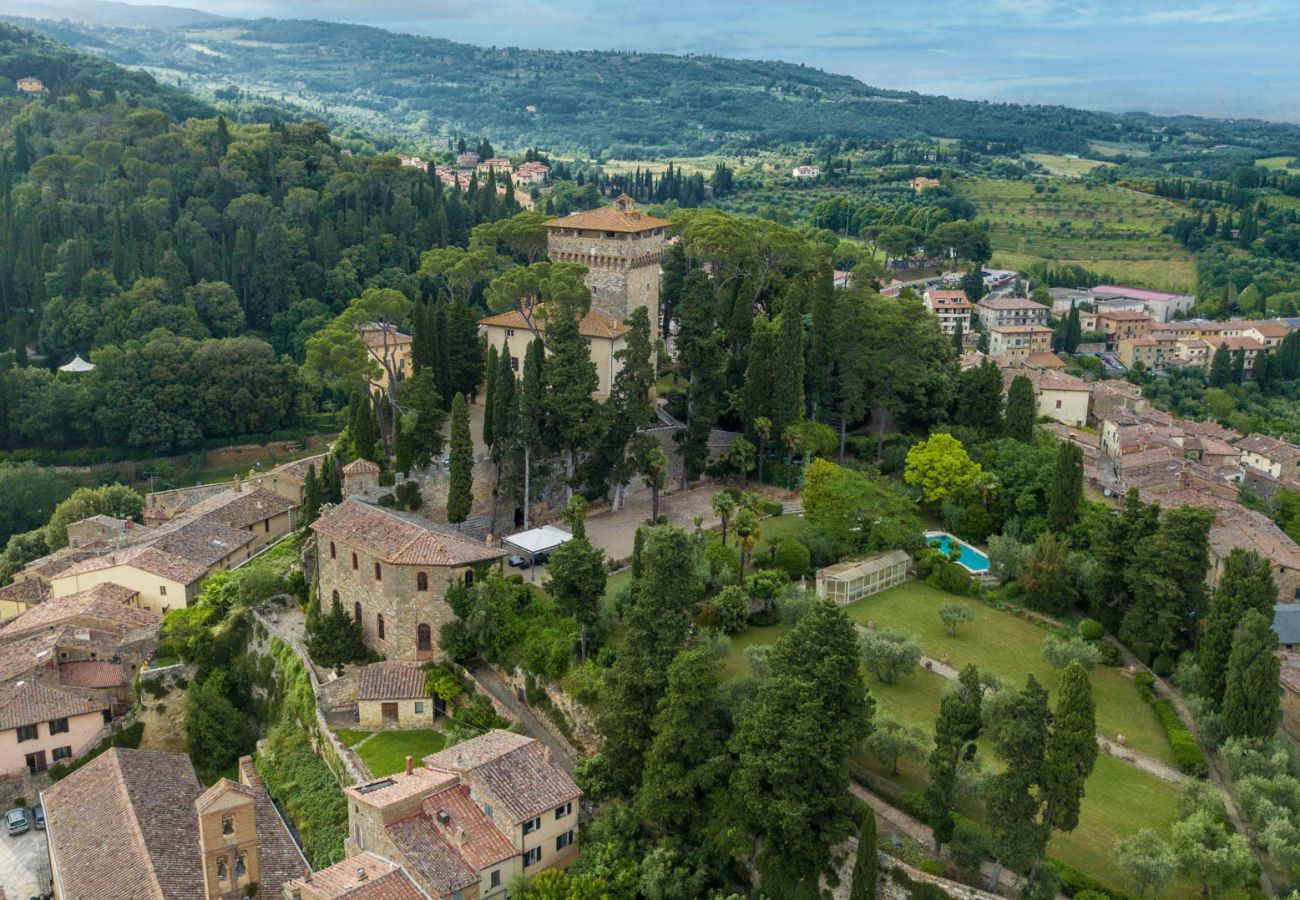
[1134,672,1208,777]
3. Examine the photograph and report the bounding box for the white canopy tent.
[502,524,573,579]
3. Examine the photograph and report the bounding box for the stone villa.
[311,499,505,661]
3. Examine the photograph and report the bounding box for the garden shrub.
[798,532,838,569]
[948,821,989,881]
[1133,678,1207,777]
[1045,859,1135,900]
[1041,634,1103,670]
[438,620,477,662]
[774,539,810,581]
[932,561,973,595]
[746,569,787,605]
[1096,641,1122,667]
[914,548,949,580]
[758,498,783,517]
[1078,618,1104,641]
[712,585,749,634]
[1151,654,1176,677]
[917,858,947,877]
[256,725,346,868]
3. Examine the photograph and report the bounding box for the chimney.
[304,871,312,883]
[542,745,553,764]
[405,755,413,776]
[357,866,368,882]
[125,517,135,530]
[453,826,465,847]
[233,474,242,493]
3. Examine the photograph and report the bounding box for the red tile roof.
[544,203,669,233]
[59,660,126,688]
[0,680,106,731]
[358,662,428,701]
[479,306,630,340]
[311,500,506,568]
[424,729,579,823]
[422,784,516,869]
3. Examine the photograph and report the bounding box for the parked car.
[508,554,528,569]
[5,807,29,835]
[31,803,44,830]
[532,551,549,566]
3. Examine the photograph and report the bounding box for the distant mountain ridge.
[8,10,1300,159]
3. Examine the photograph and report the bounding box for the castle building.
[544,195,668,337]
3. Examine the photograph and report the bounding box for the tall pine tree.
[1222,610,1282,739]
[1200,548,1277,704]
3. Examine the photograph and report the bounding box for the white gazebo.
[58,354,95,373]
[502,524,572,580]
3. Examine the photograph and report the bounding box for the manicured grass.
[604,568,632,603]
[722,623,792,678]
[339,729,447,776]
[1025,153,1113,177]
[844,581,1174,765]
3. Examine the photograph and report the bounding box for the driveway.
[584,484,724,562]
[0,823,52,898]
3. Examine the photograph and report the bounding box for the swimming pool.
[924,530,990,573]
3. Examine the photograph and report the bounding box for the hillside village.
[6,20,1300,900]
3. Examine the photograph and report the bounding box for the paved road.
[0,826,51,899]
[467,662,578,777]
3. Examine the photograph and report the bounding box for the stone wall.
[317,540,469,662]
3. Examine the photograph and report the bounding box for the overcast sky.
[97,0,1300,120]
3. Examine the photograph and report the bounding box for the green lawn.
[719,579,1187,896]
[844,582,1174,765]
[335,729,447,776]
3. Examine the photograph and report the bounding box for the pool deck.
[923,530,990,574]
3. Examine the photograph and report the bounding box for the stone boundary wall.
[877,853,1002,900]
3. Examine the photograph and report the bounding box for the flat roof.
[502,524,572,555]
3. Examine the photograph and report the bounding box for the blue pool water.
[926,532,990,573]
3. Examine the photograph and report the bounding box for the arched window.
[418,623,432,651]
[354,602,362,621]
[374,562,382,581]
[331,589,340,605]
[216,858,228,880]
[329,542,336,559]
[377,613,385,639]
[417,572,429,591]
[464,569,475,588]
[235,854,246,877]
[351,552,358,570]
[221,816,233,836]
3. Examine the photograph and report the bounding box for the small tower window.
[221,815,233,835]
[354,602,362,621]
[329,542,336,559]
[377,613,385,639]
[235,853,246,877]
[374,561,382,581]
[351,552,359,570]
[216,857,228,880]
[417,572,428,591]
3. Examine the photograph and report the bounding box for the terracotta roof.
[1244,320,1290,338]
[544,204,670,233]
[0,582,154,640]
[267,452,329,486]
[1097,309,1153,322]
[43,748,205,899]
[1204,335,1266,351]
[286,853,425,899]
[311,500,506,568]
[358,662,428,701]
[1001,368,1089,394]
[59,544,213,585]
[1238,433,1300,462]
[424,729,579,823]
[238,756,312,896]
[1024,352,1067,369]
[989,324,1052,334]
[478,305,630,340]
[0,680,106,731]
[59,659,126,688]
[345,766,459,809]
[344,459,381,475]
[0,579,49,606]
[422,784,516,869]
[194,776,253,812]
[0,629,109,683]
[385,812,479,895]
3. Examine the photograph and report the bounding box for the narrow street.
[467,662,578,776]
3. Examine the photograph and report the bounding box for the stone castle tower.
[544,194,668,334]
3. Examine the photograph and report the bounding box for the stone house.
[1096,309,1153,343]
[311,499,505,661]
[250,452,330,506]
[283,852,425,898]
[42,749,306,899]
[16,77,46,93]
[344,730,579,899]
[479,304,630,400]
[356,662,438,729]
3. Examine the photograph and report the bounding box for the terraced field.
[956,177,1196,291]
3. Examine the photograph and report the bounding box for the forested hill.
[12,14,1300,159]
[0,22,521,459]
[0,20,211,121]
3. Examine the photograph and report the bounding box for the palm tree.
[729,437,755,486]
[753,416,772,485]
[712,492,737,546]
[782,425,803,491]
[643,447,669,522]
[734,508,761,577]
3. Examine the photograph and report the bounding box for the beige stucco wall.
[51,565,193,615]
[0,709,104,777]
[358,697,435,729]
[513,799,580,876]
[1038,389,1089,428]
[482,324,626,400]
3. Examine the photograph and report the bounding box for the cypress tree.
[1209,344,1232,387]
[951,317,964,353]
[771,298,805,438]
[740,314,777,431]
[849,811,878,900]
[1005,374,1037,442]
[517,338,545,529]
[926,664,982,856]
[1200,549,1277,704]
[1041,661,1097,837]
[447,392,473,529]
[1047,441,1083,533]
[806,267,837,419]
[1064,303,1082,352]
[483,344,498,449]
[541,290,598,499]
[954,359,1004,434]
[1089,489,1157,632]
[1222,610,1282,739]
[350,391,380,463]
[301,463,322,528]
